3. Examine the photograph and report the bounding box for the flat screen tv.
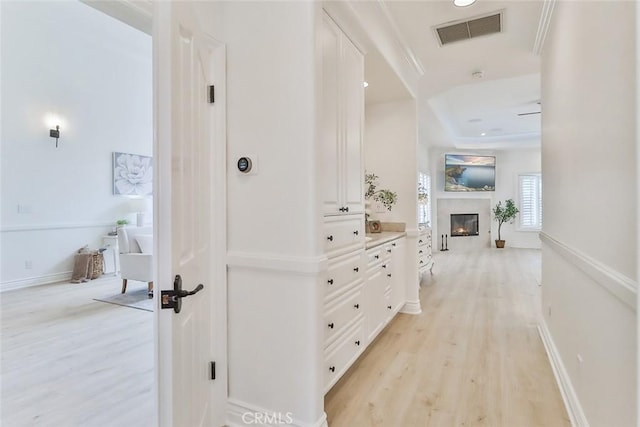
[445,154,495,192]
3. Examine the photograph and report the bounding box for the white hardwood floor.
[325,248,570,427]
[1,275,154,426]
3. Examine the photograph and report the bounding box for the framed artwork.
[113,152,153,196]
[444,154,495,192]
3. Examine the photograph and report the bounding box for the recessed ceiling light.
[363,81,369,88]
[480,132,486,136]
[453,0,477,7]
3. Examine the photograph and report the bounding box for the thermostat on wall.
[237,157,252,173]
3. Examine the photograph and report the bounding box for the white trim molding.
[539,232,637,310]
[400,299,422,315]
[1,271,72,292]
[227,251,329,275]
[227,398,328,427]
[538,321,590,427]
[1,221,115,233]
[533,0,556,55]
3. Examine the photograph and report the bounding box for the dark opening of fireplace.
[451,213,479,237]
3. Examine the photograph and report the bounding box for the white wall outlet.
[25,260,32,269]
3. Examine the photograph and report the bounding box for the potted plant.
[365,172,398,211]
[492,199,519,248]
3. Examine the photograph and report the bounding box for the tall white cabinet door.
[320,13,342,216]
[341,36,364,215]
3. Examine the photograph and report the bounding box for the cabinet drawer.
[325,251,364,300]
[324,319,365,392]
[324,217,364,254]
[366,247,384,267]
[324,285,363,346]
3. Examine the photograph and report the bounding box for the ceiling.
[361,0,545,150]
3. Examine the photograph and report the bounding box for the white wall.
[364,99,418,229]
[201,2,326,425]
[0,1,152,290]
[541,2,637,426]
[429,147,541,250]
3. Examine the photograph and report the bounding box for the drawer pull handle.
[382,264,387,269]
[387,305,392,310]
[387,249,392,253]
[355,340,360,346]
[344,206,349,212]
[327,279,334,285]
[327,235,333,241]
[354,303,360,309]
[329,366,335,372]
[387,274,392,278]
[353,267,359,272]
[419,250,423,254]
[339,207,345,212]
[392,243,396,247]
[420,260,424,264]
[419,240,423,243]
[328,322,334,329]
[374,255,379,259]
[353,230,359,235]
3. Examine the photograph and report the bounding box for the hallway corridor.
[325,248,570,426]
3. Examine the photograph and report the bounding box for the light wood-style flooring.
[325,248,571,427]
[2,249,569,426]
[1,276,154,426]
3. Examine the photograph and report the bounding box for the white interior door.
[154,2,226,426]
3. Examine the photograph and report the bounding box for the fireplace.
[451,213,479,237]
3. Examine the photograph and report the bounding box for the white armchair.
[117,226,154,296]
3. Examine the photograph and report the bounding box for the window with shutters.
[418,172,431,226]
[518,173,542,230]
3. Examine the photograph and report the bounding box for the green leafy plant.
[365,172,398,211]
[492,199,519,241]
[116,219,129,226]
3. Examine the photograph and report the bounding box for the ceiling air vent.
[435,11,502,46]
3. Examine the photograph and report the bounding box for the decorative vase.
[495,240,505,249]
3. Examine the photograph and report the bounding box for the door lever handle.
[161,275,204,314]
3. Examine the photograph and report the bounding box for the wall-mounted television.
[445,154,495,192]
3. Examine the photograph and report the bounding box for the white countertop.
[365,231,407,249]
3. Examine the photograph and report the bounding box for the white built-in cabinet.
[364,237,406,342]
[319,11,364,216]
[320,9,366,392]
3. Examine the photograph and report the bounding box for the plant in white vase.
[364,172,398,213]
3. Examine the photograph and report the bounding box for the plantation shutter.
[418,172,431,226]
[519,174,542,229]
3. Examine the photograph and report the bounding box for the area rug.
[94,288,154,312]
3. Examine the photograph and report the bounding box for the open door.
[154,2,226,426]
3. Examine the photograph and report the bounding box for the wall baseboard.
[399,299,422,315]
[537,320,590,427]
[227,398,328,427]
[1,271,72,292]
[540,232,636,310]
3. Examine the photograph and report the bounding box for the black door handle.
[161,274,204,314]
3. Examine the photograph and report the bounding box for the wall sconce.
[49,125,60,147]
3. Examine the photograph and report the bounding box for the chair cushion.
[136,235,153,254]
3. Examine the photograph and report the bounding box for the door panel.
[155,2,226,426]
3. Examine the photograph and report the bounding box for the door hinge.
[210,361,216,380]
[208,85,215,104]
